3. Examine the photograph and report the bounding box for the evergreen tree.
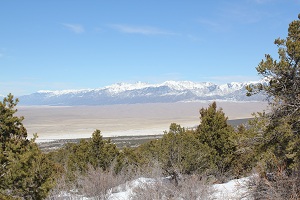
[65,129,119,180]
[0,94,56,199]
[160,123,211,176]
[247,14,300,171]
[67,139,91,178]
[89,129,105,168]
[136,138,161,166]
[0,94,28,153]
[136,123,212,180]
[232,123,260,177]
[88,129,119,171]
[195,102,237,176]
[114,147,141,176]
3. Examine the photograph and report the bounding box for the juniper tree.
[0,94,56,199]
[66,129,119,180]
[195,102,237,177]
[247,14,300,171]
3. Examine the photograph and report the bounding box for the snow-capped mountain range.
[18,80,265,106]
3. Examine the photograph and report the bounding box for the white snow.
[35,80,265,96]
[57,176,251,200]
[110,177,250,200]
[105,81,152,94]
[37,89,94,96]
[109,177,157,200]
[29,79,268,105]
[212,177,250,200]
[161,80,214,91]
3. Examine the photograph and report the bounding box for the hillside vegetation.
[1,14,300,200]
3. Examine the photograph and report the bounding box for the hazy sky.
[0,0,299,95]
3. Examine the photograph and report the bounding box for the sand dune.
[16,101,268,142]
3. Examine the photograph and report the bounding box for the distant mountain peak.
[19,80,266,106]
[104,81,151,94]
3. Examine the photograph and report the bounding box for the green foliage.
[232,122,260,176]
[0,94,27,146]
[195,102,237,175]
[85,129,119,171]
[137,123,212,178]
[5,144,57,199]
[137,139,161,164]
[114,147,141,176]
[51,129,120,182]
[161,123,212,175]
[0,94,57,199]
[0,193,21,200]
[247,14,300,172]
[66,139,91,179]
[89,129,104,162]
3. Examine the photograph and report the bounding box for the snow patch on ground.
[109,177,157,200]
[57,176,251,200]
[212,177,250,200]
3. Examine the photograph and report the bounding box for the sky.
[0,0,299,96]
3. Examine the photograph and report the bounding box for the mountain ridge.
[18,80,266,106]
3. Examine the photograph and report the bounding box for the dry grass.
[130,174,215,200]
[246,171,300,200]
[76,165,125,199]
[46,165,129,200]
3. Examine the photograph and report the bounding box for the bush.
[131,174,215,200]
[247,169,300,199]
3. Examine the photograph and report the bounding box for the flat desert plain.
[16,101,268,142]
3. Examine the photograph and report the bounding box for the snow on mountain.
[105,81,151,94]
[19,80,266,106]
[161,80,213,90]
[37,89,94,96]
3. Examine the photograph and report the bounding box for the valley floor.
[17,101,267,143]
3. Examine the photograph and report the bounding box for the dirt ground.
[16,101,268,142]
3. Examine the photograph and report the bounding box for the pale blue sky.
[0,0,299,95]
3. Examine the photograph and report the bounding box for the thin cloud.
[62,23,85,34]
[198,19,220,29]
[197,18,229,32]
[110,24,177,35]
[225,7,265,23]
[219,2,273,24]
[197,1,273,32]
